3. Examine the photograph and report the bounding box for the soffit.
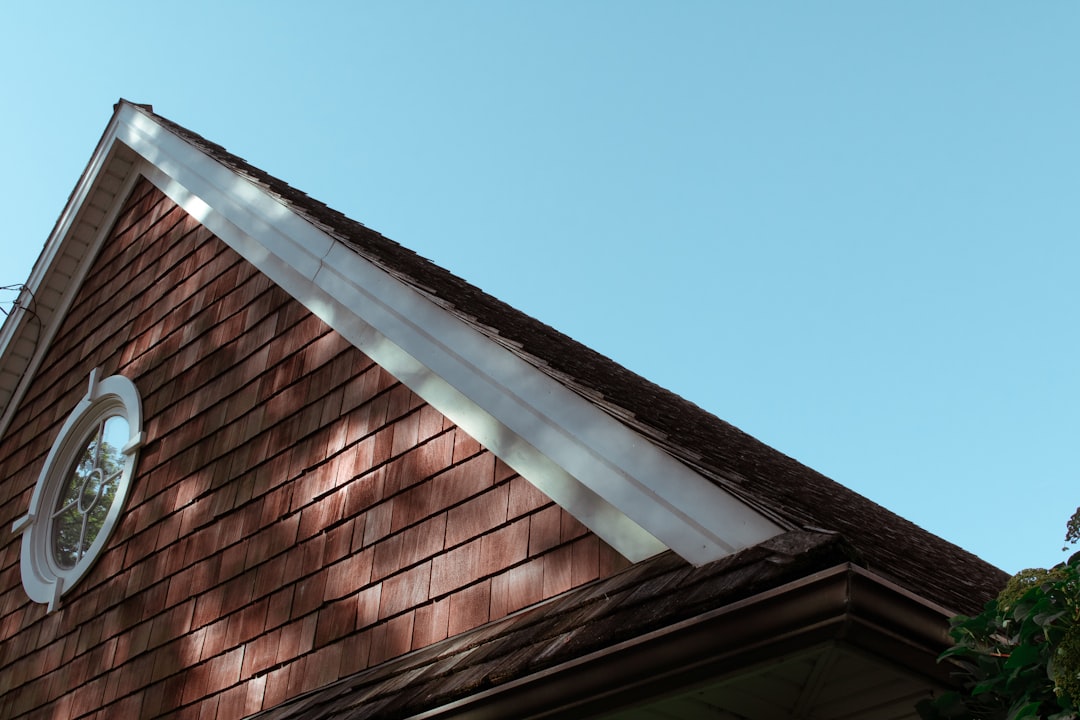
[597,644,937,720]
[0,114,143,436]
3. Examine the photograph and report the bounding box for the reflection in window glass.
[50,416,128,570]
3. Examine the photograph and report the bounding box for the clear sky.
[2,3,1077,575]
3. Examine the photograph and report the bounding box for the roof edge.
[0,102,145,439]
[408,563,955,719]
[0,102,786,565]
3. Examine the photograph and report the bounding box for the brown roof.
[251,532,865,719]
[133,101,1006,616]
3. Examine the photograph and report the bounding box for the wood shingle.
[0,177,630,717]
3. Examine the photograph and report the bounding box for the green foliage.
[50,423,124,569]
[918,509,1080,720]
[1066,508,1080,552]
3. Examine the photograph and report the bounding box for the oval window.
[13,371,143,610]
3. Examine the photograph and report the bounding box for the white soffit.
[10,103,786,565]
[0,112,143,441]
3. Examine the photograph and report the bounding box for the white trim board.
[0,112,144,442]
[1,102,785,565]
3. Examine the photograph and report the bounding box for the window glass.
[50,415,128,569]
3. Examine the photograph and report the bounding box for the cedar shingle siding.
[0,180,628,718]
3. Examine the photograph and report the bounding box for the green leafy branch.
[918,508,1080,720]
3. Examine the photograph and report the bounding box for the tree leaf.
[1005,644,1043,670]
[1006,700,1044,720]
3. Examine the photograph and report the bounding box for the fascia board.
[113,110,334,281]
[134,154,667,563]
[118,104,785,564]
[114,110,668,561]
[314,247,784,562]
[24,104,785,565]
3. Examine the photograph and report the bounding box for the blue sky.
[2,3,1077,575]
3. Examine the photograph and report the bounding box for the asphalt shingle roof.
[252,531,857,720]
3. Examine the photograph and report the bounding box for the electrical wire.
[0,284,44,419]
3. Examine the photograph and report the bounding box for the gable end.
[0,102,785,566]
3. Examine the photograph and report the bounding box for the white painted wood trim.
[5,103,785,565]
[12,371,144,611]
[0,116,143,441]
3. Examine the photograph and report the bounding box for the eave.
[247,532,959,720]
[427,564,955,720]
[0,101,784,565]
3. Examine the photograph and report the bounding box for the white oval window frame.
[12,370,144,611]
